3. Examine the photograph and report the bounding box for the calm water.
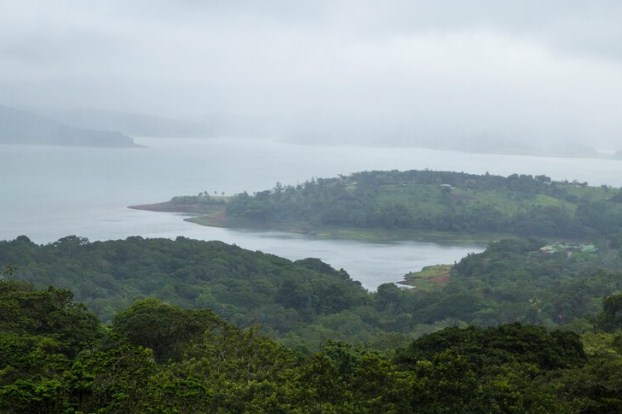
[3,137,622,289]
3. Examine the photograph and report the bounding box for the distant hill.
[198,112,276,138]
[143,170,622,241]
[199,110,602,158]
[45,108,214,138]
[0,105,139,147]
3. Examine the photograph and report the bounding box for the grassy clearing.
[399,264,453,291]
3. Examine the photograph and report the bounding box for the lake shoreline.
[129,201,496,245]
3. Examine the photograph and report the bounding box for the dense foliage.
[447,238,622,327]
[3,235,622,349]
[3,280,622,413]
[6,168,622,411]
[0,236,375,346]
[191,170,622,240]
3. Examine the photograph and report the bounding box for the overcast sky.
[1,0,621,148]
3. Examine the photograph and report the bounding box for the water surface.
[3,137,621,289]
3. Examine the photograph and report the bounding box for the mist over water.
[3,1,622,151]
[4,137,622,289]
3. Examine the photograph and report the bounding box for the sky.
[1,0,621,149]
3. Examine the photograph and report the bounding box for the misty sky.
[1,0,621,148]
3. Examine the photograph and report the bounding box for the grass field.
[399,264,453,291]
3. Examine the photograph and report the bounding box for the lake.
[3,137,622,289]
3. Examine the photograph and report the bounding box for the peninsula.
[131,170,622,243]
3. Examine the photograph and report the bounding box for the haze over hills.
[193,110,602,158]
[0,105,139,148]
[271,112,602,158]
[1,1,621,154]
[0,101,606,157]
[45,108,214,138]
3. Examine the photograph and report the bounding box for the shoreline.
[129,202,495,245]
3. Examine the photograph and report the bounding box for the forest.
[5,169,622,411]
[2,279,622,413]
[151,170,622,241]
[2,235,622,349]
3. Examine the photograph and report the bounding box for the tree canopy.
[154,170,622,241]
[3,281,622,413]
[3,235,622,348]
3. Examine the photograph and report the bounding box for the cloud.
[0,0,621,147]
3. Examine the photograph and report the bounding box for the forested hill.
[149,170,622,241]
[0,104,139,147]
[0,236,372,345]
[4,235,622,349]
[4,279,622,412]
[5,236,622,410]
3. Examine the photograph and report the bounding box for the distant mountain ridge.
[44,108,214,138]
[0,105,139,147]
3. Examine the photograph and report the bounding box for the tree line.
[3,279,622,413]
[216,170,622,239]
[3,235,622,348]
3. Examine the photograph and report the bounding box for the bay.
[3,137,622,289]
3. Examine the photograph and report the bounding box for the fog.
[1,0,621,150]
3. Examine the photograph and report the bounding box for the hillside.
[44,108,214,138]
[5,279,622,413]
[0,236,373,346]
[138,170,622,242]
[5,234,622,410]
[3,235,622,348]
[0,105,139,147]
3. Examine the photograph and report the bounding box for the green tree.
[65,338,157,414]
[597,292,622,332]
[111,298,225,362]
